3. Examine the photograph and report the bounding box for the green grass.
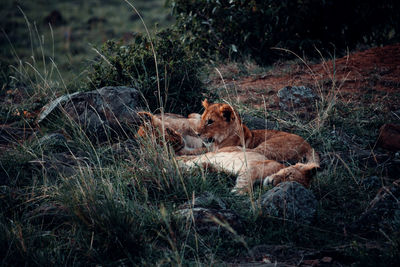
[1,0,173,88]
[1,87,399,265]
[1,2,400,265]
[0,0,174,129]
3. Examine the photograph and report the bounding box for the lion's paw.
[263,176,274,187]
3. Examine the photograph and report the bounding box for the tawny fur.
[179,146,318,194]
[137,111,205,154]
[263,162,319,188]
[197,99,320,165]
[137,111,318,194]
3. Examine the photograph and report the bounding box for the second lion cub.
[180,146,318,193]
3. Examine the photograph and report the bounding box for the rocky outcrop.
[260,182,317,224]
[38,86,141,142]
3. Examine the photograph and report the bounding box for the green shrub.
[87,29,208,115]
[169,0,400,64]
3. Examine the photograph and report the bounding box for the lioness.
[197,99,320,165]
[137,111,205,154]
[180,146,318,193]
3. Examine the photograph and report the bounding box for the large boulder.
[260,182,317,224]
[38,86,141,142]
[277,86,319,111]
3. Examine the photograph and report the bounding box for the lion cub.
[197,99,320,166]
[179,146,318,194]
[137,111,205,154]
[137,111,318,194]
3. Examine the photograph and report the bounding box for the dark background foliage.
[169,0,400,64]
[87,29,208,114]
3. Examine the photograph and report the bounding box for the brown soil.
[218,44,400,111]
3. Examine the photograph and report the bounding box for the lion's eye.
[207,119,214,125]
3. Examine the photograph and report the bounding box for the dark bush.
[87,29,207,115]
[169,0,400,64]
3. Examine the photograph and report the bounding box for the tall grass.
[1,3,399,266]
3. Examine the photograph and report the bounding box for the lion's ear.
[220,104,235,122]
[296,163,319,177]
[202,99,210,109]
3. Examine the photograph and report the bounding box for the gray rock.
[179,191,227,210]
[175,192,242,233]
[260,182,317,224]
[176,207,242,234]
[37,92,80,123]
[38,86,141,142]
[277,86,319,111]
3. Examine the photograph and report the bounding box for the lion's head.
[263,162,319,187]
[197,99,242,145]
[137,111,184,152]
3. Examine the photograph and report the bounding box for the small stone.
[179,192,227,210]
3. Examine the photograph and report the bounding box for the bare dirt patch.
[217,44,400,111]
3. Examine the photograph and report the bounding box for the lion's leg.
[232,160,284,194]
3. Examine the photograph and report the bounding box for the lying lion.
[179,146,318,193]
[137,111,318,193]
[137,111,205,154]
[197,99,320,166]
